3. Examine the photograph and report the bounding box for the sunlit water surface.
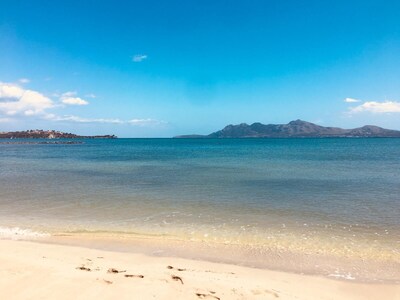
[1,138,399,282]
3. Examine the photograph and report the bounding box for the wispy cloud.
[349,101,400,114]
[132,54,148,62]
[45,114,124,124]
[127,118,166,126]
[344,97,361,103]
[45,114,165,126]
[85,93,96,98]
[60,92,89,105]
[18,78,30,84]
[61,91,76,97]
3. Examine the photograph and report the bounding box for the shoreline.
[50,233,400,284]
[2,229,399,284]
[1,239,399,300]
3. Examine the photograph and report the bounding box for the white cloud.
[349,101,400,114]
[85,93,96,98]
[0,81,166,128]
[61,91,76,97]
[45,114,123,124]
[61,97,89,106]
[344,97,361,103]
[132,54,148,62]
[0,82,54,116]
[0,82,25,98]
[127,118,166,126]
[45,114,165,126]
[19,78,30,84]
[60,92,89,105]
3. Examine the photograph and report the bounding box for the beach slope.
[0,240,398,300]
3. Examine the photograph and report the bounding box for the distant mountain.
[175,120,400,138]
[0,130,117,139]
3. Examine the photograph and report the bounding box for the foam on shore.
[0,226,50,240]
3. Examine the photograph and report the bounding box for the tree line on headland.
[0,129,117,139]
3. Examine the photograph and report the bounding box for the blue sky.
[1,0,400,137]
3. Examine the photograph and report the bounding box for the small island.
[0,129,117,139]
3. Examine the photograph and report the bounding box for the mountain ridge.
[175,120,400,138]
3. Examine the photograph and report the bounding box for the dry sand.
[0,239,398,300]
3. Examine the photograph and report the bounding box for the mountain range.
[175,120,400,138]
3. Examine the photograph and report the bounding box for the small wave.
[0,227,50,240]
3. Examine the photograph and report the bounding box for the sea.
[0,138,399,282]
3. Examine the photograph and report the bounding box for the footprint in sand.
[76,266,91,272]
[95,278,113,285]
[195,293,220,300]
[167,265,187,271]
[251,289,279,298]
[124,274,144,278]
[107,268,126,274]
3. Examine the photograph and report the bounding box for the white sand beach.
[0,239,398,300]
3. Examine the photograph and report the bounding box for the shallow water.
[1,138,399,281]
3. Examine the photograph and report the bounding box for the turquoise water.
[0,138,399,280]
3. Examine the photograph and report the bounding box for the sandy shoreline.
[38,232,400,284]
[0,239,399,300]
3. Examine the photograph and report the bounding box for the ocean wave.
[0,227,50,240]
